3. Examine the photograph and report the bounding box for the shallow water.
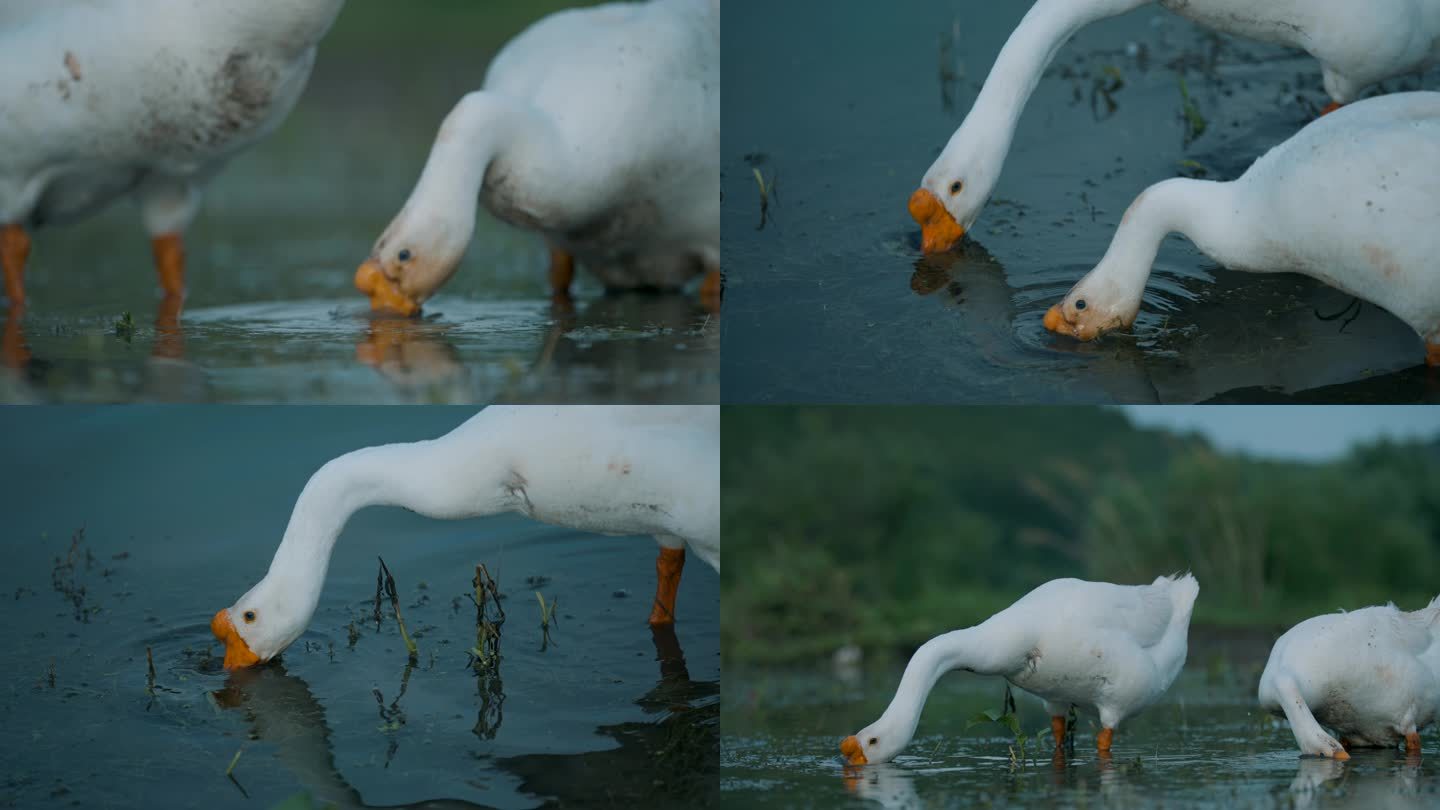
[721,1,1440,403]
[2,19,717,404]
[0,408,719,808]
[722,660,1439,808]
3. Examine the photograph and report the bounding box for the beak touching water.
[840,735,868,765]
[210,608,261,671]
[908,188,966,254]
[355,260,421,317]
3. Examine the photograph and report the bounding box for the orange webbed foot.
[1319,101,1343,116]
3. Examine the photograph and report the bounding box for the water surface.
[0,408,719,808]
[721,0,1440,403]
[723,654,1438,808]
[1,4,716,404]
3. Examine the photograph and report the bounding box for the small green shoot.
[113,312,135,343]
[966,683,1058,769]
[1177,76,1207,144]
[536,591,558,651]
[225,746,244,777]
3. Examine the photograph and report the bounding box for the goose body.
[0,0,345,305]
[840,575,1198,765]
[910,0,1440,253]
[211,405,719,670]
[1258,596,1440,757]
[1043,91,1440,364]
[354,0,720,316]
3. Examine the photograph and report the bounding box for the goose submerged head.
[1042,265,1142,342]
[354,206,473,317]
[211,577,311,671]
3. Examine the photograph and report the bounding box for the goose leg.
[1426,337,1439,367]
[648,545,686,625]
[2,224,31,309]
[548,247,575,303]
[700,268,722,313]
[1096,727,1114,754]
[1319,101,1343,116]
[152,235,186,302]
[1051,715,1067,751]
[1406,731,1422,754]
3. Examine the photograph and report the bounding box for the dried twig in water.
[468,564,505,671]
[373,564,385,630]
[377,557,418,662]
[146,646,157,695]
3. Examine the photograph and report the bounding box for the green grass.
[323,0,608,56]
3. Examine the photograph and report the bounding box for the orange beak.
[840,735,869,765]
[210,609,261,671]
[1042,302,1110,341]
[908,188,966,254]
[1042,303,1069,335]
[355,260,421,317]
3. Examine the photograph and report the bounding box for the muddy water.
[0,408,719,808]
[721,0,1440,403]
[723,663,1439,808]
[1,7,717,405]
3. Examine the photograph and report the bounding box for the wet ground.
[721,1,1440,403]
[1,5,716,404]
[723,650,1439,808]
[0,408,719,808]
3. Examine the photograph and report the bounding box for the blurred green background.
[721,407,1440,664]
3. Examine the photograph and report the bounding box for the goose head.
[211,577,313,671]
[355,204,473,317]
[909,131,1001,254]
[1042,263,1142,341]
[839,720,905,766]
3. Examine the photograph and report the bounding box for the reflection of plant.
[473,672,505,740]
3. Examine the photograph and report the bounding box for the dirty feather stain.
[64,52,83,82]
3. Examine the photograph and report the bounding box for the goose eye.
[243,610,257,623]
[397,249,412,262]
[1075,299,1087,311]
[949,180,963,195]
[868,737,878,746]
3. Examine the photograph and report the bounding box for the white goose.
[910,0,1440,253]
[1258,596,1440,759]
[354,0,720,317]
[1043,92,1440,365]
[840,575,1198,765]
[0,0,346,308]
[210,405,719,671]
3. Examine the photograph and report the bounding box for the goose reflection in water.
[211,623,715,808]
